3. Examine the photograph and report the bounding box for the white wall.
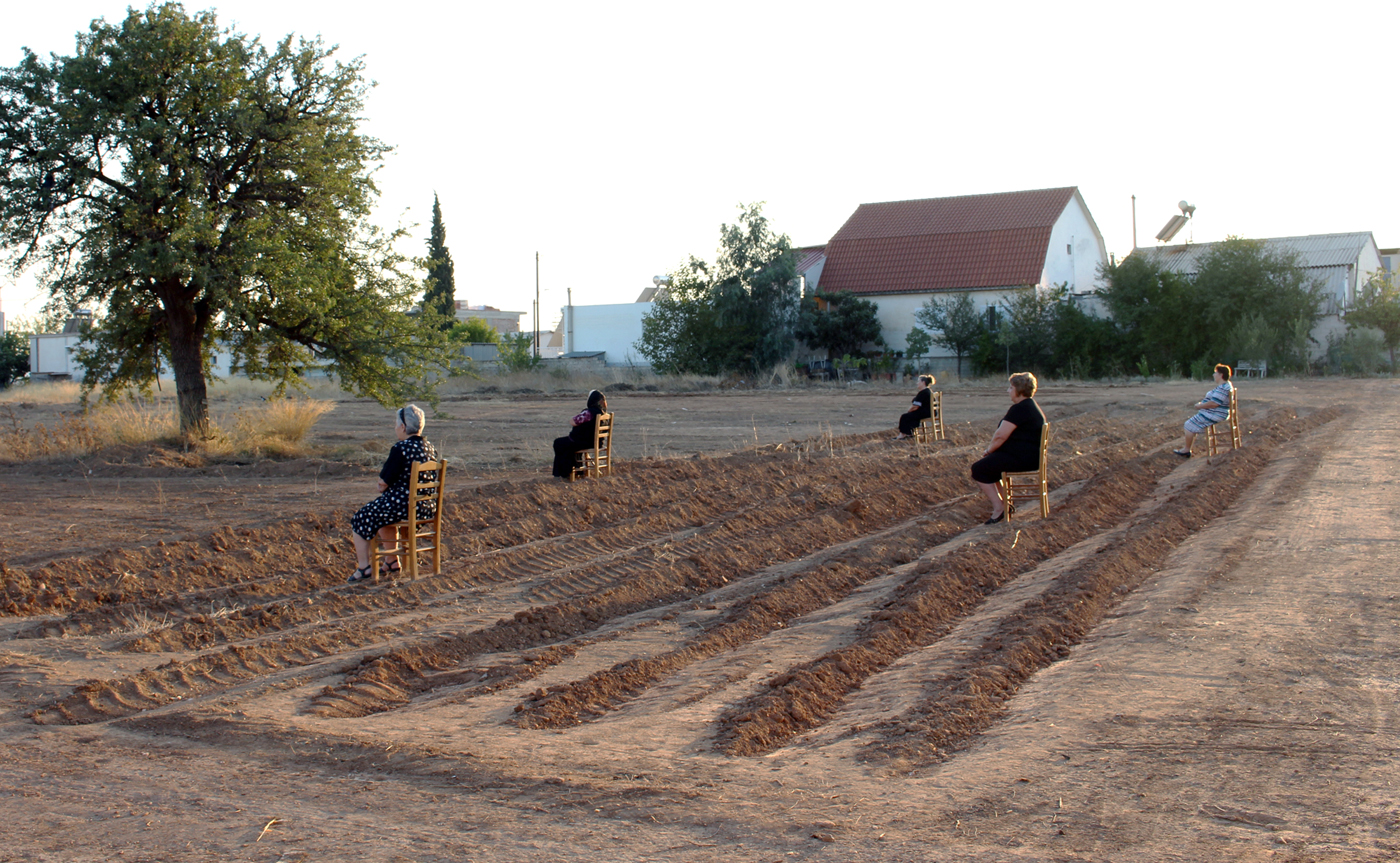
[30,334,83,377]
[563,302,652,367]
[867,288,1011,356]
[1042,191,1108,291]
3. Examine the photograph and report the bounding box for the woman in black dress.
[347,404,439,583]
[970,372,1046,524]
[552,390,608,479]
[894,374,936,439]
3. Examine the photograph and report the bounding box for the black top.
[910,388,932,419]
[380,435,438,489]
[568,391,606,446]
[999,398,1046,462]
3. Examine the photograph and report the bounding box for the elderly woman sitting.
[347,404,439,583]
[1174,364,1234,457]
[894,374,936,440]
[970,372,1046,524]
[553,389,608,479]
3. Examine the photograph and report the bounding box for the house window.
[1067,243,1072,255]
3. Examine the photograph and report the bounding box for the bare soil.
[1,378,1396,862]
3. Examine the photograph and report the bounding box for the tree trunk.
[159,281,211,439]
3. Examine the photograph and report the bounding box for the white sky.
[3,0,1397,332]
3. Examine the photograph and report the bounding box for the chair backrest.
[591,413,614,473]
[407,459,446,525]
[1036,422,1050,471]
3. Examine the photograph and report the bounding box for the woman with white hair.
[347,404,439,583]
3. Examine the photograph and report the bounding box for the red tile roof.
[817,187,1077,295]
[794,244,826,273]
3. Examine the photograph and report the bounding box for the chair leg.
[403,523,418,579]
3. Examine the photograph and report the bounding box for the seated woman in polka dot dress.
[347,404,439,583]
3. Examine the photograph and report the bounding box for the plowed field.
[2,379,1396,862]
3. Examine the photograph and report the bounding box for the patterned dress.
[1184,382,1234,434]
[351,436,439,540]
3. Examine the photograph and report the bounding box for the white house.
[560,295,653,368]
[810,187,1108,364]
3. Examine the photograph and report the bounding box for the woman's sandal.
[346,564,374,584]
[379,559,402,578]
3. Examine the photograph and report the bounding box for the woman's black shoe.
[984,512,1005,525]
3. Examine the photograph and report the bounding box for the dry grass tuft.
[100,401,180,445]
[0,396,334,461]
[0,379,86,405]
[208,398,335,458]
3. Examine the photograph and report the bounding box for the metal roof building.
[1133,232,1382,313]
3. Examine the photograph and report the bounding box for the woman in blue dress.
[1174,364,1234,457]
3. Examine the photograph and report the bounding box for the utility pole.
[534,251,540,359]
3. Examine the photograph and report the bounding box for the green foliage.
[1327,327,1387,375]
[450,317,500,344]
[0,4,455,435]
[1347,272,1400,370]
[422,194,456,328]
[1193,238,1323,366]
[0,331,28,386]
[496,332,541,373]
[915,292,985,378]
[903,326,932,359]
[635,203,798,376]
[1097,254,1203,371]
[795,291,884,360]
[1097,238,1323,375]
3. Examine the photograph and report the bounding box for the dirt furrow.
[715,406,1338,756]
[318,416,1182,722]
[866,404,1349,767]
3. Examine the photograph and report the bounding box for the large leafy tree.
[915,292,985,378]
[423,193,456,327]
[1348,272,1400,370]
[636,203,798,376]
[0,4,454,437]
[1192,237,1322,364]
[795,290,884,360]
[1099,238,1322,374]
[1097,254,1203,372]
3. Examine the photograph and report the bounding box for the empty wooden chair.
[913,391,945,443]
[370,459,446,581]
[1206,388,1242,456]
[567,412,614,481]
[999,423,1050,521]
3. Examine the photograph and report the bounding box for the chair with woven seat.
[370,459,446,581]
[1206,388,1242,456]
[567,412,614,481]
[913,391,945,443]
[998,423,1050,521]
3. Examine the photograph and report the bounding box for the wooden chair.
[370,459,446,581]
[1206,388,1242,456]
[913,392,945,443]
[999,423,1051,521]
[567,412,614,481]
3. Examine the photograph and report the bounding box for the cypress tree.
[423,194,456,327]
